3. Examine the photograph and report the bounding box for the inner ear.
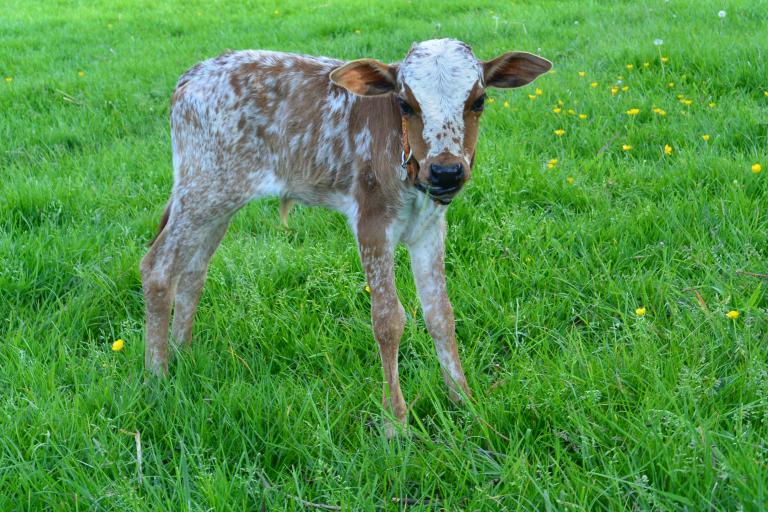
[329,59,398,96]
[483,52,552,89]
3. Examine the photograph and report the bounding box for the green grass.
[2,0,768,509]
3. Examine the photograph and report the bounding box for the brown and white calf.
[141,38,550,429]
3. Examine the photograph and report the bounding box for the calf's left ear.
[483,52,552,88]
[330,59,399,96]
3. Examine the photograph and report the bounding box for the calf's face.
[330,39,551,203]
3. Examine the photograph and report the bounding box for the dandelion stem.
[657,47,665,79]
[597,131,621,156]
[119,429,143,485]
[736,270,768,280]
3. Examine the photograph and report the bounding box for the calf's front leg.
[407,217,471,403]
[358,224,407,435]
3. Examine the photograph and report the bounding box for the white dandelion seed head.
[654,38,664,46]
[718,10,726,18]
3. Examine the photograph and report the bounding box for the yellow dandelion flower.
[702,134,710,141]
[554,129,566,136]
[681,99,693,106]
[752,163,762,173]
[626,64,634,70]
[528,94,537,100]
[78,70,86,77]
[535,88,543,96]
[112,339,125,351]
[622,86,629,92]
[364,284,371,293]
[652,108,667,116]
[708,102,716,108]
[579,113,587,120]
[488,97,496,104]
[626,108,640,115]
[764,91,768,97]
[667,82,674,88]
[578,71,586,77]
[664,144,673,155]
[566,176,575,185]
[635,307,646,317]
[726,310,740,319]
[643,62,650,68]
[4,77,12,83]
[503,100,510,108]
[676,94,685,100]
[661,56,669,63]
[567,109,576,115]
[611,86,619,95]
[547,163,556,169]
[557,99,564,105]
[622,144,633,151]
[552,107,562,113]
[548,158,558,165]
[590,82,599,88]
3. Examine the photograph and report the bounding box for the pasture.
[2,0,767,509]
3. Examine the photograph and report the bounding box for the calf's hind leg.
[170,218,232,348]
[141,201,236,376]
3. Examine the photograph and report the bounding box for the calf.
[141,38,550,431]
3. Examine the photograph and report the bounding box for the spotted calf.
[141,38,550,432]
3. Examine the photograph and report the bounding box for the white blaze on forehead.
[398,39,482,158]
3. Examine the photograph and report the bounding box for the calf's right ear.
[330,59,398,96]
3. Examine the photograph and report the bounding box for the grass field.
[2,0,768,509]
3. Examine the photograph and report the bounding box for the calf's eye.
[471,94,486,113]
[398,98,415,115]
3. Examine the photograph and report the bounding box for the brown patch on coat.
[229,74,242,97]
[223,56,369,206]
[460,81,485,181]
[180,106,202,130]
[171,82,188,109]
[349,94,403,216]
[399,85,430,183]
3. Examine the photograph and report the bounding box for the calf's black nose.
[429,163,464,186]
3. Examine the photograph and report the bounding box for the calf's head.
[330,39,551,203]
